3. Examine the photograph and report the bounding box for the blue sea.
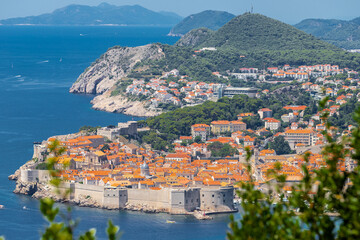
[0,26,237,239]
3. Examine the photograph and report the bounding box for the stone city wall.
[127,188,171,211]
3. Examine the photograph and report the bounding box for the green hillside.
[128,13,360,86]
[199,13,338,51]
[169,10,235,36]
[175,28,214,47]
[295,18,360,49]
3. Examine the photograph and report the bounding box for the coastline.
[8,162,224,220]
[9,174,216,220]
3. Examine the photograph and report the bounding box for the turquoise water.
[0,26,237,239]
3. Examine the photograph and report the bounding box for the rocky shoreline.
[69,44,165,117]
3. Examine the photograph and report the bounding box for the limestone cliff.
[91,90,161,117]
[70,44,165,94]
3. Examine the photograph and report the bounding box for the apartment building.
[210,120,246,134]
[284,129,314,149]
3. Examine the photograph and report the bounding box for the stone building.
[200,187,235,212]
[210,120,246,135]
[97,121,138,140]
[264,118,281,130]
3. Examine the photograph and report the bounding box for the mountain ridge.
[177,13,338,51]
[0,3,183,26]
[294,17,360,49]
[169,10,235,36]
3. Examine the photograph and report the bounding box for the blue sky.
[1,0,359,24]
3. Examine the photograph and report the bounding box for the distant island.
[169,10,235,36]
[0,3,183,26]
[294,17,360,49]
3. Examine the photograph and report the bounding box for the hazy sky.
[1,0,359,24]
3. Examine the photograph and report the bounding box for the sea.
[0,26,239,240]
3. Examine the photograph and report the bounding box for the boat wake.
[37,60,49,64]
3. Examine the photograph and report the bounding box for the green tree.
[269,136,292,155]
[194,136,202,143]
[101,144,110,152]
[227,97,360,239]
[208,141,238,157]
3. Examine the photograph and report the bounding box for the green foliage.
[269,136,293,155]
[200,13,338,51]
[147,89,312,137]
[101,144,110,152]
[242,115,263,130]
[79,126,101,134]
[328,96,359,130]
[36,162,49,170]
[139,130,177,151]
[295,18,360,49]
[157,103,180,111]
[208,142,238,157]
[194,136,203,143]
[227,98,360,239]
[170,10,235,35]
[106,220,121,240]
[146,95,261,136]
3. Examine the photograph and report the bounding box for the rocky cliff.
[69,43,165,117]
[70,44,165,94]
[90,91,161,117]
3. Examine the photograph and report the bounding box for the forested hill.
[169,10,235,36]
[155,13,360,81]
[294,17,360,49]
[196,13,338,51]
[0,3,182,26]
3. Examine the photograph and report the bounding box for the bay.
[0,26,236,239]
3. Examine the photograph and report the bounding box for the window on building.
[212,194,214,197]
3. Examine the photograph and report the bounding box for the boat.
[166,220,175,224]
[0,205,4,209]
[23,206,27,210]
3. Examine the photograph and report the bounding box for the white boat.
[23,206,27,210]
[0,205,4,209]
[166,220,175,224]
